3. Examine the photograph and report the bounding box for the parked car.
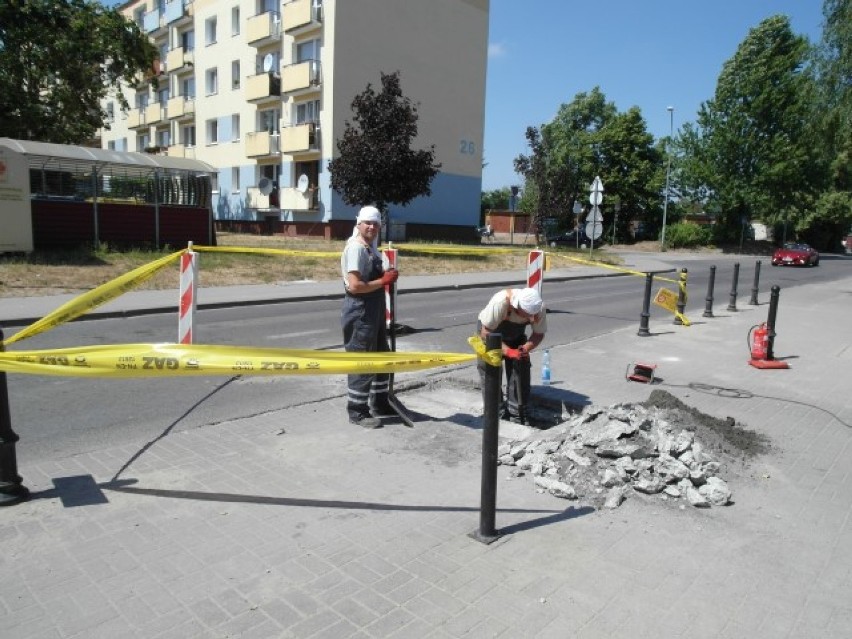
[771,242,819,267]
[545,230,592,247]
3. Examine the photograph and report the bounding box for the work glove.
[504,348,522,360]
[380,269,398,286]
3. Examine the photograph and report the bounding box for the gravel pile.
[499,390,770,510]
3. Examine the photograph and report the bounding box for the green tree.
[690,16,816,244]
[0,0,156,144]
[480,187,511,217]
[328,71,441,221]
[809,0,852,246]
[514,87,662,243]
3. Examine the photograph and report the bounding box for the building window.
[135,92,149,109]
[206,68,218,95]
[211,172,219,193]
[205,16,217,46]
[231,60,240,89]
[231,167,240,193]
[258,108,280,133]
[181,29,195,52]
[182,77,196,99]
[295,99,320,125]
[207,119,218,145]
[231,6,240,36]
[107,140,116,151]
[137,133,151,152]
[157,129,170,148]
[296,39,320,64]
[231,114,240,141]
[182,125,196,147]
[106,102,115,123]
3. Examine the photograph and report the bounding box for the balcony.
[166,47,194,73]
[246,187,274,210]
[245,131,280,158]
[164,0,193,26]
[127,109,146,129]
[281,60,320,97]
[145,102,165,125]
[246,11,281,46]
[167,96,195,120]
[280,122,317,155]
[246,72,281,103]
[143,8,165,34]
[282,0,322,35]
[167,144,196,159]
[281,186,318,211]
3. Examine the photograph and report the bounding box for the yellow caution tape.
[560,254,679,283]
[194,245,340,258]
[467,335,502,367]
[0,343,477,378]
[2,251,184,347]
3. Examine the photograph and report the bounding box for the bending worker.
[340,205,399,429]
[477,287,547,422]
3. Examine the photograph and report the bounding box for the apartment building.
[100,0,489,240]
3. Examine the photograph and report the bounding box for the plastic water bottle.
[541,349,551,386]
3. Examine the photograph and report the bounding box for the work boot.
[349,412,382,429]
[371,401,396,417]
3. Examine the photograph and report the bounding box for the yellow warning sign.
[654,287,678,312]
[653,288,691,326]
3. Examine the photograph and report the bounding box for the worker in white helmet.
[477,287,547,422]
[340,206,399,428]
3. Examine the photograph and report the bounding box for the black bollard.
[673,268,688,325]
[471,332,502,544]
[749,260,762,305]
[0,329,29,506]
[638,272,654,336]
[703,265,716,318]
[727,262,740,312]
[766,285,781,360]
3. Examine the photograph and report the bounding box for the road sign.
[587,205,603,223]
[589,175,604,206]
[585,221,603,240]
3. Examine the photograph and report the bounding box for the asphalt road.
[5,254,848,465]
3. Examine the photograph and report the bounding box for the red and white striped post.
[383,244,398,330]
[178,242,198,344]
[527,249,544,295]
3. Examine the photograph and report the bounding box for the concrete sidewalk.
[1,254,851,638]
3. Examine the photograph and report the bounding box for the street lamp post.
[660,106,674,252]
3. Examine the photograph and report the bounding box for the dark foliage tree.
[0,0,157,144]
[328,71,441,221]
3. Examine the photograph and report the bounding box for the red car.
[771,242,820,267]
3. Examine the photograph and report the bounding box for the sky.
[482,0,826,191]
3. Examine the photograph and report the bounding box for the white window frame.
[206,67,218,96]
[231,167,240,193]
[231,114,240,141]
[205,16,217,46]
[231,60,240,90]
[207,118,218,145]
[231,6,240,36]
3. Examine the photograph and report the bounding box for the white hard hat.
[357,206,381,224]
[513,288,543,315]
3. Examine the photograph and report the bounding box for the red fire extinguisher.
[748,323,769,360]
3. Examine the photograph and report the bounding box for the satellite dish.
[296,174,309,193]
[258,177,273,195]
[262,54,274,73]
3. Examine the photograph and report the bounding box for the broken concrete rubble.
[498,396,754,510]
